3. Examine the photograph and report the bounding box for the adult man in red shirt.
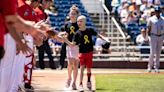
[9,0,41,91]
[0,0,46,91]
[0,0,17,61]
[0,0,30,91]
[35,0,57,70]
[17,0,62,90]
[34,0,52,21]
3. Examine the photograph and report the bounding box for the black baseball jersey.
[73,28,97,53]
[64,22,79,42]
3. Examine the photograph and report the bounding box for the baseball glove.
[46,30,58,37]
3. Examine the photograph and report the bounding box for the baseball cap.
[154,6,161,12]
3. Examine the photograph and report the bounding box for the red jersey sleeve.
[0,0,17,43]
[0,16,5,47]
[1,0,17,16]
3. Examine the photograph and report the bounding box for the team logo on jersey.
[84,35,90,44]
[70,26,75,34]
[24,11,29,16]
[24,9,29,16]
[32,11,35,16]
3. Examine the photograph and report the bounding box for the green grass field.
[96,74,164,92]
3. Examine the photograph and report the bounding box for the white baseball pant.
[9,34,34,92]
[0,33,16,92]
[148,35,164,69]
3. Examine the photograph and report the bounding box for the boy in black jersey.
[73,15,110,91]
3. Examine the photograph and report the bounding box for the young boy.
[72,15,110,91]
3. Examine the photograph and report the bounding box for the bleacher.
[49,0,96,29]
[126,22,147,43]
[34,0,164,67]
[23,0,164,70]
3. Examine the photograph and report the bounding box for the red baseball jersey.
[17,0,38,22]
[0,0,17,46]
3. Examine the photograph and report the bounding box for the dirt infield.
[32,69,96,92]
[31,68,164,92]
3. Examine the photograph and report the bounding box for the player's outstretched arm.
[46,30,74,46]
[5,14,46,45]
[6,23,32,55]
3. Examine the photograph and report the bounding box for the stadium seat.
[139,23,147,29]
[49,0,96,29]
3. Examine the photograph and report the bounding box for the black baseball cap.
[154,6,161,12]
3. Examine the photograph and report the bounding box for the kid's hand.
[58,32,67,37]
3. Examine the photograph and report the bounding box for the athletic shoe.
[58,65,63,70]
[87,82,92,90]
[25,85,34,92]
[147,68,152,73]
[18,85,26,92]
[155,69,160,73]
[72,83,77,90]
[65,79,71,88]
[79,84,84,92]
